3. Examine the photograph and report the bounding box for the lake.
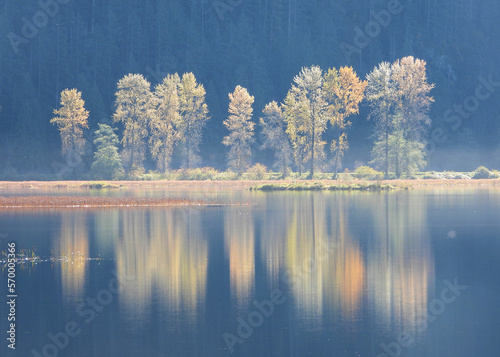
[1,187,499,357]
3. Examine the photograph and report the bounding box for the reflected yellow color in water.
[363,192,433,333]
[151,208,207,311]
[224,207,255,310]
[329,196,365,322]
[284,195,329,326]
[259,194,291,285]
[281,194,365,328]
[54,212,89,302]
[255,192,432,333]
[84,190,434,335]
[115,210,152,319]
[113,208,208,323]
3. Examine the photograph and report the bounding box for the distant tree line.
[51,56,433,179]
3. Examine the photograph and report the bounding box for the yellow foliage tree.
[50,88,89,162]
[149,74,181,173]
[324,66,367,178]
[113,74,153,173]
[177,72,209,169]
[284,66,328,177]
[223,85,255,173]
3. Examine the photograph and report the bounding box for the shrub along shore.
[2,165,499,182]
[1,177,500,194]
[250,182,396,191]
[1,165,500,197]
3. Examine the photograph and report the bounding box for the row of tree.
[224,56,433,178]
[224,65,366,178]
[50,56,433,179]
[113,73,209,172]
[51,71,209,178]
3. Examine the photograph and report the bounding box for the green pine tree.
[91,124,124,179]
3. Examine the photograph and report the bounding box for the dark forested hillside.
[1,0,499,174]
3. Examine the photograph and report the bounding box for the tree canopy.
[113,74,153,173]
[50,88,89,163]
[367,57,434,177]
[223,85,255,173]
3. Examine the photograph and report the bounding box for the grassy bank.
[2,178,500,192]
[250,182,396,191]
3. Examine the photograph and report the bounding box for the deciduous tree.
[324,66,366,178]
[367,57,434,177]
[366,62,394,177]
[392,56,434,143]
[150,74,181,173]
[113,74,153,173]
[260,101,292,176]
[283,89,310,175]
[283,66,328,177]
[177,72,209,169]
[223,85,255,173]
[51,88,89,163]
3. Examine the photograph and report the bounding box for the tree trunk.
[309,103,316,179]
[385,129,389,178]
[333,130,341,180]
[186,120,191,169]
[310,131,315,179]
[186,139,190,169]
[334,155,339,179]
[395,151,399,178]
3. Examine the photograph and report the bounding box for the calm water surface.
[1,188,499,357]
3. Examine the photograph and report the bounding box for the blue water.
[1,188,499,356]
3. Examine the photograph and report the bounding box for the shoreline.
[1,178,500,191]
